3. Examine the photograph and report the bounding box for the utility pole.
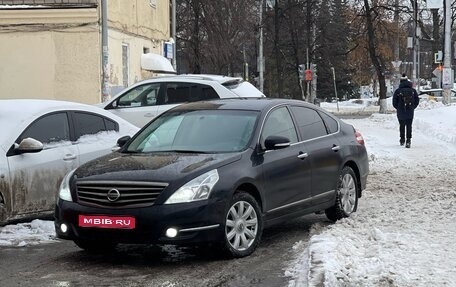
[310,22,317,104]
[101,0,109,102]
[258,0,264,92]
[172,0,177,71]
[331,67,339,112]
[442,0,452,104]
[412,0,419,90]
[306,48,310,102]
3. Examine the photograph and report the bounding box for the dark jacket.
[393,80,420,120]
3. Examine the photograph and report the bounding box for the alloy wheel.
[225,200,258,251]
[340,173,357,214]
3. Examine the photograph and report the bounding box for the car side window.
[163,83,220,105]
[74,112,118,139]
[164,83,192,104]
[290,106,327,141]
[18,112,70,144]
[200,85,219,100]
[318,111,339,134]
[104,118,118,131]
[118,83,161,107]
[261,107,298,145]
[190,84,219,101]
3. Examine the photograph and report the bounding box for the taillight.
[355,130,365,146]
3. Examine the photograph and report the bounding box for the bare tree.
[177,0,257,76]
[175,0,449,107]
[176,0,205,74]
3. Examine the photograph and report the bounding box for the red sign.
[305,69,312,81]
[78,215,136,229]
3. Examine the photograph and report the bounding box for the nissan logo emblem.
[107,189,121,202]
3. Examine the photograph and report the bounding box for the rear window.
[73,112,119,139]
[318,111,339,134]
[290,106,327,141]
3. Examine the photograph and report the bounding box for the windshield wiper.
[121,150,141,154]
[159,149,210,154]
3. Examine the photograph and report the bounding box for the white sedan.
[100,74,265,127]
[0,99,139,225]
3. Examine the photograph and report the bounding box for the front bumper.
[54,198,227,245]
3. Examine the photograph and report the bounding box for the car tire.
[73,239,117,253]
[222,192,263,258]
[325,166,359,222]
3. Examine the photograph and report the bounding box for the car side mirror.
[264,135,291,150]
[15,138,44,154]
[117,136,131,148]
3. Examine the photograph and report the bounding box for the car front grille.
[76,181,168,208]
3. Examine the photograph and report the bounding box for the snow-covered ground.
[287,100,456,286]
[320,97,395,115]
[1,98,455,287]
[0,219,55,247]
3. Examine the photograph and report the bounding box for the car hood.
[74,151,242,183]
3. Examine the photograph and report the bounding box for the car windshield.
[125,110,259,153]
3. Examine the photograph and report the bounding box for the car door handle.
[332,145,340,152]
[144,113,156,117]
[63,154,77,161]
[297,152,308,159]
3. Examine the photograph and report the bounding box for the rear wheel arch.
[325,166,359,221]
[343,160,362,197]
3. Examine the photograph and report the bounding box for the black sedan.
[55,98,368,258]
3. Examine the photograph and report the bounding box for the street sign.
[298,64,305,80]
[392,61,402,69]
[164,42,173,59]
[434,51,443,63]
[432,67,442,77]
[305,69,312,81]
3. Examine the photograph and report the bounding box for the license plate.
[78,215,136,229]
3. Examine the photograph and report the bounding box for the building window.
[149,0,157,8]
[143,47,150,54]
[122,43,129,88]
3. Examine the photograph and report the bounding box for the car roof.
[136,74,243,85]
[170,98,319,112]
[0,99,98,116]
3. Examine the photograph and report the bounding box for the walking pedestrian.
[392,74,420,148]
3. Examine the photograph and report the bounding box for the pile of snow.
[320,98,395,115]
[287,103,456,286]
[0,220,56,247]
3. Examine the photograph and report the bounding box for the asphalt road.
[0,214,328,287]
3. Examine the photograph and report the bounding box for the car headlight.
[164,169,219,204]
[59,169,76,202]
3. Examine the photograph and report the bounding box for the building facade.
[0,0,170,104]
